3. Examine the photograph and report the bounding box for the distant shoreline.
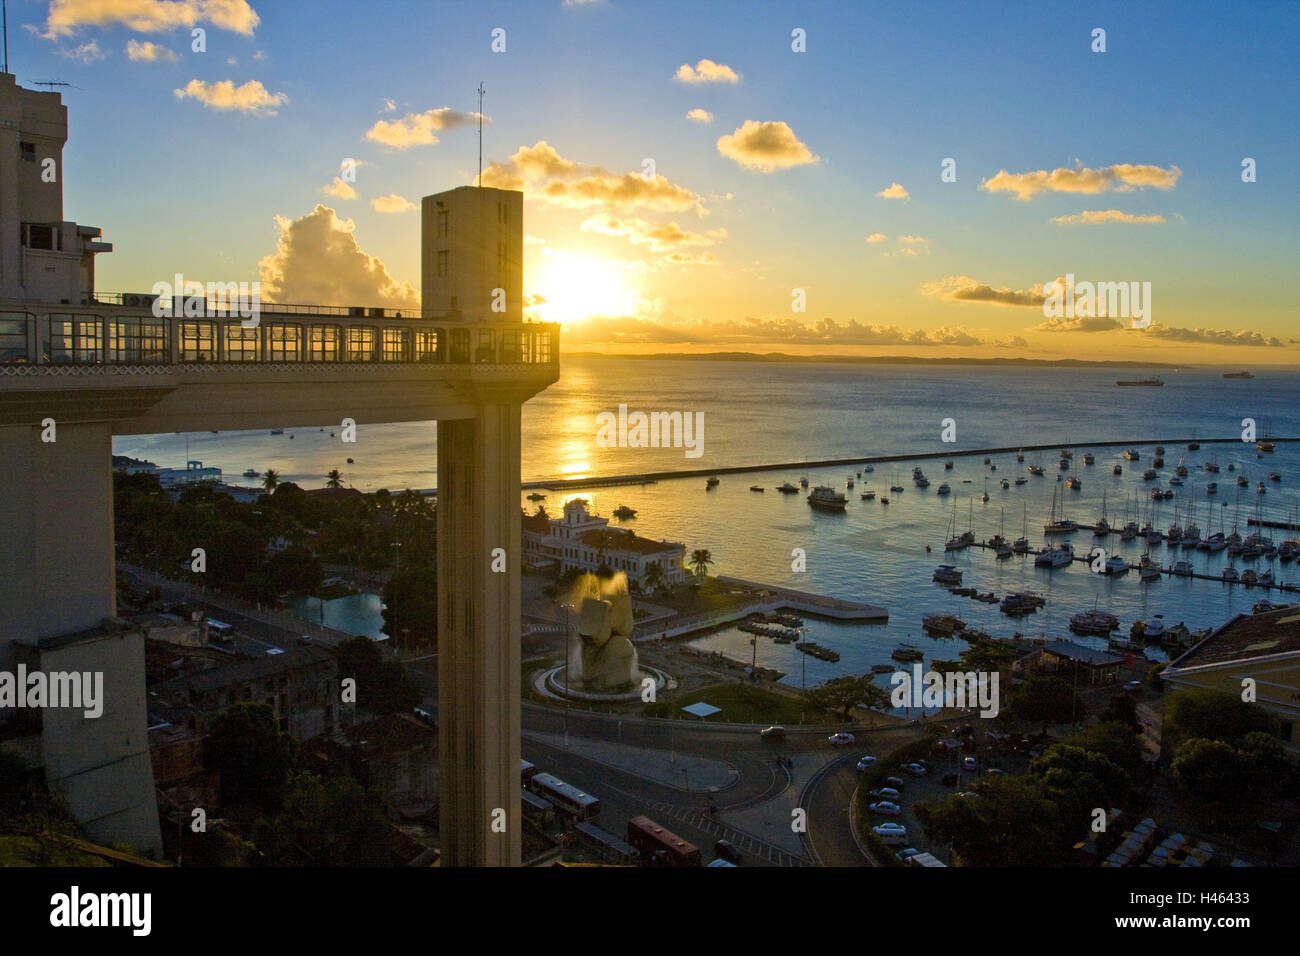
[562,351,1192,368]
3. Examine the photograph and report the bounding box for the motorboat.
[936,483,951,495]
[944,460,954,470]
[1172,560,1192,577]
[860,490,876,500]
[1000,592,1044,615]
[807,485,847,512]
[923,614,966,636]
[1070,610,1120,636]
[932,565,963,584]
[243,468,260,478]
[1083,453,1095,465]
[613,505,637,518]
[1105,555,1129,575]
[707,476,720,488]
[777,482,799,494]
[750,485,765,493]
[1065,475,1082,490]
[1028,465,1046,476]
[1206,482,1218,495]
[1015,477,1028,485]
[1123,449,1140,461]
[915,476,931,488]
[1113,464,1123,475]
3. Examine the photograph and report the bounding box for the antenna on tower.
[477,82,485,187]
[3,0,9,75]
[33,81,79,92]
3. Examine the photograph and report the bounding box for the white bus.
[529,772,600,821]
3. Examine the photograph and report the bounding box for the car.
[855,755,877,771]
[895,847,920,863]
[760,725,787,738]
[957,791,981,798]
[828,732,856,747]
[297,634,312,644]
[870,787,901,801]
[1123,680,1143,692]
[962,756,978,772]
[885,776,907,790]
[903,762,928,776]
[868,801,902,816]
[413,707,436,726]
[266,647,285,655]
[872,823,909,845]
[713,839,742,864]
[985,767,1008,776]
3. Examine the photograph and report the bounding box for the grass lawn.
[652,682,810,725]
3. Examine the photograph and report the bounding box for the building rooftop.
[1042,640,1124,667]
[577,528,681,556]
[1170,605,1300,669]
[153,644,333,695]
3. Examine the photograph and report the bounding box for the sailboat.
[944,499,967,551]
[1013,503,1031,553]
[1043,486,1078,534]
[1093,492,1110,536]
[995,509,1013,558]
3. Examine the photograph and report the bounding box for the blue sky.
[11,0,1299,360]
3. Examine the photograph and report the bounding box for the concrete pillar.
[0,421,115,654]
[436,399,522,866]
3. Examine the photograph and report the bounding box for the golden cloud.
[1049,209,1167,225]
[364,107,482,149]
[865,233,887,243]
[173,78,287,115]
[674,59,740,83]
[716,120,818,171]
[370,194,416,213]
[921,274,1048,307]
[580,214,722,251]
[321,177,357,200]
[126,38,176,61]
[877,182,909,199]
[982,163,1181,200]
[44,0,260,37]
[686,108,714,123]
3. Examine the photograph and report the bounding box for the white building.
[523,498,687,589]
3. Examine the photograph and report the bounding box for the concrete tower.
[422,186,523,321]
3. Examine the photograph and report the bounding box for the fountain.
[539,572,672,701]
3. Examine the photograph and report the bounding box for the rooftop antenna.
[476,82,484,187]
[3,0,9,75]
[33,81,79,91]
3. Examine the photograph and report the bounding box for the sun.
[530,250,638,324]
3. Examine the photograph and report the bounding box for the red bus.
[626,815,701,867]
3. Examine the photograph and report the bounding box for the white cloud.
[716,120,818,172]
[42,0,260,38]
[686,108,714,124]
[321,177,357,200]
[370,193,416,213]
[364,107,482,149]
[877,182,909,199]
[61,39,107,63]
[982,163,1182,200]
[865,233,887,243]
[1049,209,1167,225]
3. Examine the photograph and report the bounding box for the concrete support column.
[436,399,522,866]
[0,421,116,656]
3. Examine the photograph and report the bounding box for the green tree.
[251,772,391,866]
[381,565,437,644]
[326,469,344,489]
[1171,738,1242,804]
[1061,721,1146,779]
[643,562,664,594]
[914,776,1065,866]
[336,636,421,715]
[804,674,892,722]
[262,468,280,492]
[267,544,324,595]
[204,703,294,807]
[689,548,713,578]
[1099,693,1141,732]
[1008,675,1085,735]
[1162,689,1284,753]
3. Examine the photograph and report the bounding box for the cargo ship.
[1116,377,1164,387]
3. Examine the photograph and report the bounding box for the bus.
[520,759,537,787]
[626,815,701,867]
[206,618,233,643]
[529,772,600,821]
[574,821,637,866]
[520,789,555,827]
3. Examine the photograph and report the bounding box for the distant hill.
[564,351,1179,368]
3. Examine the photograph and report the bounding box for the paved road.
[802,751,874,866]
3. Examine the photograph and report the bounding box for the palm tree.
[533,504,550,520]
[590,530,617,576]
[643,561,664,594]
[325,469,343,489]
[689,548,713,579]
[262,468,280,492]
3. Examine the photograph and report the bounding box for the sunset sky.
[13,0,1299,362]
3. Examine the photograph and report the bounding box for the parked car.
[962,756,978,772]
[985,768,1008,776]
[713,839,742,864]
[868,801,902,816]
[885,776,907,790]
[828,732,856,747]
[297,634,312,644]
[855,755,877,771]
[895,847,920,863]
[873,823,909,845]
[1123,680,1143,692]
[903,762,928,776]
[760,725,787,738]
[870,787,901,801]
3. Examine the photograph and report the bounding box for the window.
[476,329,496,363]
[225,323,260,362]
[109,316,167,363]
[437,250,449,277]
[309,324,340,362]
[448,328,470,363]
[20,142,35,163]
[437,209,448,238]
[499,330,519,363]
[415,328,439,361]
[267,323,302,362]
[179,321,216,362]
[497,202,508,224]
[346,326,376,361]
[25,223,55,250]
[382,327,410,362]
[47,315,100,363]
[497,241,505,276]
[0,313,32,364]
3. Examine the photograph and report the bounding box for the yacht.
[1258,441,1276,453]
[807,485,847,512]
[944,460,954,470]
[1016,450,1025,463]
[750,485,765,493]
[1104,555,1129,575]
[800,476,809,488]
[1035,543,1074,568]
[1028,464,1046,476]
[706,476,720,489]
[863,464,874,473]
[1093,494,1110,536]
[912,466,926,480]
[1173,560,1192,577]
[860,490,876,500]
[1065,475,1082,490]
[1206,481,1218,495]
[846,477,854,489]
[1257,482,1267,495]
[1205,457,1220,473]
[996,541,1014,559]
[526,492,546,501]
[613,505,637,518]
[1070,610,1120,635]
[1043,488,1078,534]
[1139,556,1161,581]
[1059,457,1070,470]
[1123,448,1140,461]
[915,476,931,488]
[1113,464,1123,476]
[936,482,951,495]
[777,482,799,494]
[1175,460,1189,477]
[1221,566,1239,583]
[243,468,260,478]
[1083,453,1095,465]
